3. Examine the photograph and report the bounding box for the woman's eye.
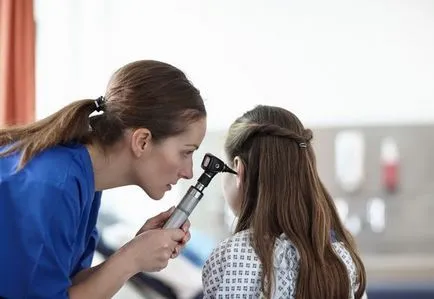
[183,151,194,157]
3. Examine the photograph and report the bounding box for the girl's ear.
[233,156,245,189]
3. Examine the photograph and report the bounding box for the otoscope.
[163,153,236,229]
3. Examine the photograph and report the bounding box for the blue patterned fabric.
[202,230,359,298]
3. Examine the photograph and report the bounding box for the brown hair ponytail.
[0,99,98,169]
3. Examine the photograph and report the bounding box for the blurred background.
[1,0,434,298]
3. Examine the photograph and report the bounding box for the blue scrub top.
[0,143,102,298]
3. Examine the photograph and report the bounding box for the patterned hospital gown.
[202,230,359,299]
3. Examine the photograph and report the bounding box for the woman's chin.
[140,186,165,200]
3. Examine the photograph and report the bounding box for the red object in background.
[383,162,399,193]
[0,0,36,126]
[381,137,399,193]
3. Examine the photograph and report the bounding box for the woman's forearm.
[72,262,104,285]
[68,248,137,299]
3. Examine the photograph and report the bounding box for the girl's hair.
[0,60,206,169]
[224,105,366,298]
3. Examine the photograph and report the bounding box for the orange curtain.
[0,0,35,126]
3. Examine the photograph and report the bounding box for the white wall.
[35,0,434,130]
[34,0,434,224]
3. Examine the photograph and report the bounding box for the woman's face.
[133,117,207,200]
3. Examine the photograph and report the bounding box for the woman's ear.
[131,128,152,158]
[233,156,245,189]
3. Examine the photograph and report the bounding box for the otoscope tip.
[223,164,237,175]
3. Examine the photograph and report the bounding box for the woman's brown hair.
[224,105,366,298]
[0,60,206,169]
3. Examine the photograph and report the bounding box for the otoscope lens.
[202,156,211,168]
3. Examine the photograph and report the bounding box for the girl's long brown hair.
[225,105,366,298]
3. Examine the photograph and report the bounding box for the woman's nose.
[179,162,193,180]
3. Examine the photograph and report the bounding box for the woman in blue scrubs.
[0,60,207,298]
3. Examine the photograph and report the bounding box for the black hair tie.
[94,96,106,112]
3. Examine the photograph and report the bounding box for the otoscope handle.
[162,185,204,229]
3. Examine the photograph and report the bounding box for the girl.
[202,105,366,298]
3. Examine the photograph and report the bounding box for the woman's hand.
[135,207,191,258]
[124,228,186,273]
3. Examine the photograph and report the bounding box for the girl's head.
[1,60,207,198]
[223,105,366,298]
[223,105,310,219]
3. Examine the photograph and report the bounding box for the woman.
[0,60,207,298]
[202,105,366,298]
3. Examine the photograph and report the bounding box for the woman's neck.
[85,142,134,191]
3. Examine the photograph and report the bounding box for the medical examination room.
[1,0,434,298]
